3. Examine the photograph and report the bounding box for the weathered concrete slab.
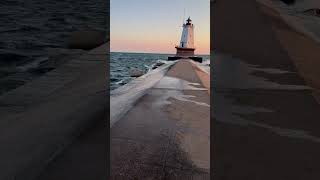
[110,60,210,179]
[213,53,309,90]
[0,43,108,180]
[36,117,108,180]
[212,0,320,179]
[213,89,320,180]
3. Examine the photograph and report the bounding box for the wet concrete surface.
[213,53,309,90]
[110,61,174,127]
[213,54,320,180]
[212,0,320,179]
[213,53,320,180]
[110,60,210,179]
[0,43,108,180]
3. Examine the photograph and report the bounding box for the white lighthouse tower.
[168,16,202,62]
[175,17,195,57]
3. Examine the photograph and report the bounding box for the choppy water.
[0,0,107,61]
[110,52,210,90]
[0,0,107,94]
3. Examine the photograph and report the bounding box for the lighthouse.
[168,17,202,62]
[176,17,195,56]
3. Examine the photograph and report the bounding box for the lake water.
[0,0,107,95]
[110,52,210,90]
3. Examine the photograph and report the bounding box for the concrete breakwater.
[212,0,320,179]
[110,59,210,179]
[0,43,108,180]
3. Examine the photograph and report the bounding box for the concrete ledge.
[110,61,176,127]
[0,43,108,180]
[111,60,210,178]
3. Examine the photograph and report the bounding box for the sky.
[110,0,210,55]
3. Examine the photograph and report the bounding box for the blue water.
[110,52,210,90]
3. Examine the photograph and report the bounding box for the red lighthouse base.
[175,47,195,57]
[168,46,202,63]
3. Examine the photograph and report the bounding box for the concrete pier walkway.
[0,43,108,180]
[212,0,320,179]
[110,60,210,179]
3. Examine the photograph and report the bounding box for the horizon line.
[110,51,210,56]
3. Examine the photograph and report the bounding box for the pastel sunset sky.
[110,0,210,55]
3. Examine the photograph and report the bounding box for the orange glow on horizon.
[111,43,209,55]
[111,33,210,55]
